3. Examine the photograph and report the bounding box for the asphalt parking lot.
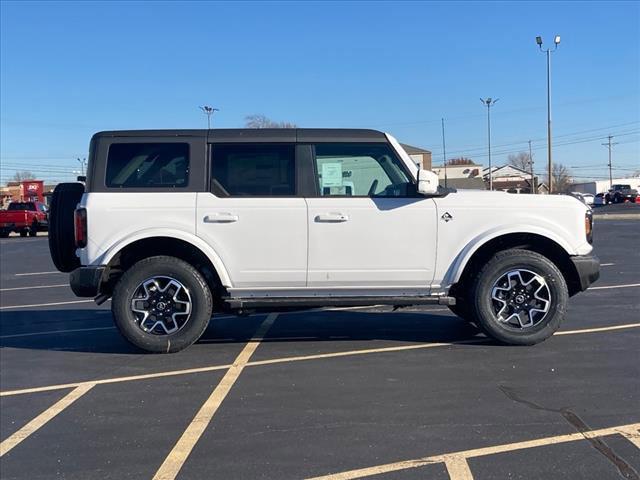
[1,219,639,480]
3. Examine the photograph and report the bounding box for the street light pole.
[199,105,219,129]
[480,98,498,190]
[77,157,87,176]
[528,140,535,194]
[536,35,560,194]
[441,118,448,188]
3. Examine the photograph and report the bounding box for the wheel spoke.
[129,276,193,336]
[490,269,551,330]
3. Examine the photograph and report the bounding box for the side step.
[224,295,456,310]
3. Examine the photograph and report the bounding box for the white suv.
[48,129,599,353]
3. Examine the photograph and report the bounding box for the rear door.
[196,142,308,288]
[305,142,438,290]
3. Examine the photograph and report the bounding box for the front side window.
[106,143,189,188]
[211,144,295,197]
[314,143,413,197]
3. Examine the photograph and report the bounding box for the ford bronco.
[48,129,599,352]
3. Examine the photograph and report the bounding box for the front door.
[197,143,307,288]
[306,142,438,290]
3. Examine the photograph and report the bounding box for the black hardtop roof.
[92,128,388,143]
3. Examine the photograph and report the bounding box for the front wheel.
[112,256,213,353]
[470,249,568,345]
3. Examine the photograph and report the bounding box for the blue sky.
[1,0,638,183]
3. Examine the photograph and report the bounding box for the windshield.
[8,202,36,211]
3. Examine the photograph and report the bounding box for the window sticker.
[321,162,343,187]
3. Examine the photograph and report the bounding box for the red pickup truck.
[0,201,49,238]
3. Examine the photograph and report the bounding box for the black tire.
[112,256,213,353]
[0,230,8,238]
[48,182,84,272]
[613,193,621,204]
[19,230,27,237]
[470,249,568,345]
[29,221,38,237]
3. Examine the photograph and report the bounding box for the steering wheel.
[368,179,379,196]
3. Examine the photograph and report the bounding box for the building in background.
[0,181,56,208]
[432,160,485,189]
[483,165,544,194]
[401,143,432,170]
[570,177,640,195]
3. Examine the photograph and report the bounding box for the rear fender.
[92,228,232,287]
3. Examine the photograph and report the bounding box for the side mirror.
[417,169,439,195]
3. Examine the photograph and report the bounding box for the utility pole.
[602,135,618,188]
[199,105,219,129]
[441,118,448,188]
[536,35,560,193]
[480,98,498,190]
[528,140,535,194]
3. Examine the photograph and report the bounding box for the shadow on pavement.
[0,308,484,354]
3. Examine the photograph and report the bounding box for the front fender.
[442,224,579,288]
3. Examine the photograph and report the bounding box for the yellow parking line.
[590,283,640,290]
[617,425,640,449]
[247,340,477,368]
[0,383,94,457]
[0,299,96,310]
[1,322,639,398]
[151,312,278,480]
[305,423,640,480]
[0,284,68,292]
[555,323,640,335]
[444,455,474,480]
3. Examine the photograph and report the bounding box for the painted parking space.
[0,224,638,479]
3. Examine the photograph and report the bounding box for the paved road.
[0,223,639,480]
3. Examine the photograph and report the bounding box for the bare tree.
[546,163,573,193]
[445,157,475,166]
[244,114,296,129]
[507,152,532,171]
[10,171,36,182]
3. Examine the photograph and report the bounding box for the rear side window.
[106,143,189,188]
[211,144,295,196]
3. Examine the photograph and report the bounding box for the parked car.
[581,193,595,205]
[48,128,599,353]
[594,193,606,206]
[569,192,586,204]
[0,201,48,238]
[605,184,638,204]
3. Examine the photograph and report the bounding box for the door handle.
[204,213,239,223]
[315,213,349,223]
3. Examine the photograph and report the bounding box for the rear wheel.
[469,249,568,345]
[111,256,213,353]
[19,230,27,237]
[29,221,38,237]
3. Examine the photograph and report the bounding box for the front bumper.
[70,266,106,297]
[570,254,600,292]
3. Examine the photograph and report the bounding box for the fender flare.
[94,228,232,287]
[443,224,575,287]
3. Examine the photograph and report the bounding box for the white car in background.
[594,193,606,206]
[581,193,595,205]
